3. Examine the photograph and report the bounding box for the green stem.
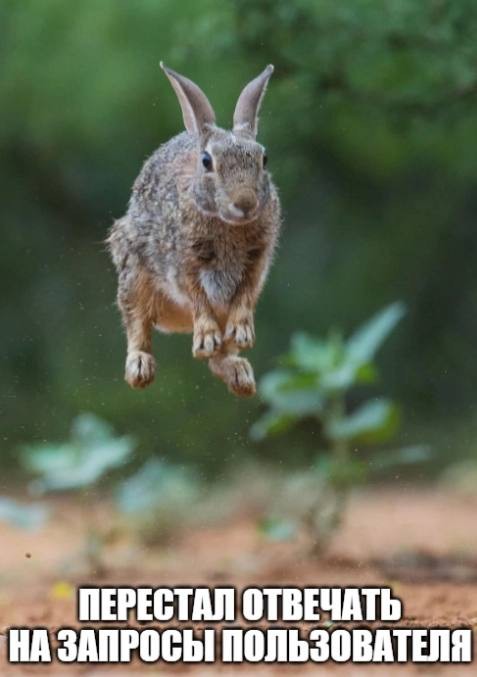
[329,393,349,463]
[308,393,350,557]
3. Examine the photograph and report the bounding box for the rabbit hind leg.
[208,347,256,398]
[122,315,156,389]
[118,271,156,389]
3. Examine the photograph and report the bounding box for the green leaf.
[259,370,323,415]
[116,459,200,515]
[326,398,399,443]
[346,301,406,364]
[279,372,318,391]
[372,445,433,471]
[0,498,49,531]
[258,517,297,542]
[250,410,297,441]
[23,413,135,493]
[287,332,343,374]
[71,413,115,445]
[321,361,359,391]
[318,358,378,393]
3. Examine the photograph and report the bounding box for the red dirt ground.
[0,488,476,675]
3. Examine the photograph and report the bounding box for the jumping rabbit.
[108,63,281,397]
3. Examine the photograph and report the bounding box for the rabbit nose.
[232,190,258,216]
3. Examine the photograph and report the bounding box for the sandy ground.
[0,488,476,675]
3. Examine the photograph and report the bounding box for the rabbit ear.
[233,65,274,138]
[161,62,216,136]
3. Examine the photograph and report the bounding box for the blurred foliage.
[0,497,48,531]
[17,415,209,559]
[20,413,135,573]
[1,1,477,474]
[116,458,202,544]
[23,413,135,493]
[252,302,405,441]
[252,303,416,550]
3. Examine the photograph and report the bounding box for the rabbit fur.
[108,63,281,397]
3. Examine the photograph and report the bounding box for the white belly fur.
[153,268,241,334]
[200,269,240,308]
[164,269,190,308]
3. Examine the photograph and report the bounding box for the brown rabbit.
[108,63,281,397]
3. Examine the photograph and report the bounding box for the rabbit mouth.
[195,203,259,225]
[220,203,259,225]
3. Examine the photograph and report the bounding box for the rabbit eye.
[263,152,268,168]
[201,151,213,171]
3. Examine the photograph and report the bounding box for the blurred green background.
[2,0,477,476]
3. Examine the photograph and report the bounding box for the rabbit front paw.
[125,351,156,389]
[192,317,222,359]
[225,310,255,350]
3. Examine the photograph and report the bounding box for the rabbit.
[107,63,281,397]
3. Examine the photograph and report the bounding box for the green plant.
[22,413,135,573]
[23,413,134,493]
[0,497,48,531]
[115,458,201,545]
[252,302,410,553]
